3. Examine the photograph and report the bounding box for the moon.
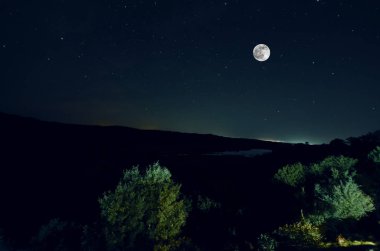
[253,44,270,62]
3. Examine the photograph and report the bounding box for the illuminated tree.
[99,162,189,250]
[309,156,357,180]
[315,178,375,221]
[275,220,323,248]
[274,163,305,188]
[272,155,375,247]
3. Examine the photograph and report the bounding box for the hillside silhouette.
[0,112,379,249]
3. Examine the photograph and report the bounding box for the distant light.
[258,138,284,143]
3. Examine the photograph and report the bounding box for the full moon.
[253,44,270,62]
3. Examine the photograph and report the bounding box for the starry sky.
[1,0,380,144]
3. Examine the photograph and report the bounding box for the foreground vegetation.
[259,146,380,251]
[1,144,380,250]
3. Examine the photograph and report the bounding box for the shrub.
[310,156,357,181]
[257,233,278,251]
[275,220,323,248]
[274,163,305,187]
[317,178,375,220]
[305,213,327,226]
[99,162,189,250]
[368,146,380,164]
[153,237,200,251]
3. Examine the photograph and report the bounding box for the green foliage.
[368,146,380,164]
[257,233,278,251]
[274,163,305,187]
[271,155,375,249]
[196,195,221,212]
[99,162,189,250]
[275,220,323,248]
[309,156,357,181]
[310,157,371,222]
[304,213,327,226]
[153,237,200,251]
[316,178,375,220]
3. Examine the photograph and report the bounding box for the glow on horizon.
[93,121,323,145]
[258,138,285,143]
[258,138,321,145]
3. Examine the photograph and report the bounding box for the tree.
[272,155,375,247]
[274,163,305,187]
[309,156,357,181]
[316,178,375,221]
[275,220,322,248]
[99,162,189,251]
[329,138,348,148]
[368,146,380,164]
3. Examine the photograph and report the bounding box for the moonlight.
[253,44,270,62]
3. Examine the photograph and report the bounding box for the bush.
[305,212,329,227]
[153,237,200,251]
[274,163,305,187]
[257,233,278,251]
[99,162,189,250]
[275,220,323,248]
[317,178,375,221]
[368,146,380,164]
[310,156,357,181]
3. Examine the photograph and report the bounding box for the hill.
[0,112,378,248]
[0,112,290,244]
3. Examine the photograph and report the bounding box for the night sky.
[1,0,380,144]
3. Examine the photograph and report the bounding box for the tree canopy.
[99,162,189,250]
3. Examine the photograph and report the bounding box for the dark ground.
[0,112,378,249]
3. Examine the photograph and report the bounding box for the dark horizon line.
[1,111,375,146]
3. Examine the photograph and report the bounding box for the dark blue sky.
[1,0,380,144]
